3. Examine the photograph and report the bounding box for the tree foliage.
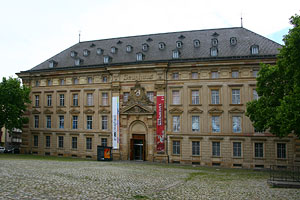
[0,77,31,133]
[246,14,300,138]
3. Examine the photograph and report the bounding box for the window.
[192,116,200,132]
[47,95,52,106]
[87,116,93,129]
[58,136,64,148]
[233,142,242,157]
[33,135,38,147]
[35,80,39,87]
[49,61,55,68]
[73,94,78,106]
[173,141,180,155]
[72,137,77,149]
[102,76,108,83]
[192,141,200,156]
[86,138,92,150]
[172,50,179,59]
[192,72,198,79]
[253,89,259,100]
[211,71,219,79]
[74,78,79,84]
[75,58,81,66]
[191,90,199,105]
[60,79,65,85]
[136,53,144,61]
[232,116,241,133]
[172,72,179,80]
[34,115,39,128]
[70,51,77,57]
[59,115,64,129]
[147,92,154,102]
[101,138,107,147]
[232,71,239,78]
[212,116,220,133]
[47,79,52,86]
[126,45,133,52]
[123,92,129,103]
[277,143,286,159]
[253,69,259,77]
[212,142,220,157]
[45,136,50,148]
[102,92,108,106]
[87,93,93,106]
[46,115,51,128]
[35,95,39,107]
[176,41,183,48]
[172,116,180,132]
[193,40,200,48]
[83,49,90,56]
[212,38,218,46]
[251,45,259,55]
[211,90,220,104]
[72,116,78,129]
[158,42,165,50]
[210,47,218,57]
[255,143,264,158]
[142,44,149,52]
[59,94,65,106]
[88,77,93,84]
[172,90,180,104]
[104,56,110,64]
[102,115,108,130]
[230,37,237,46]
[232,89,240,104]
[96,48,103,55]
[111,47,117,54]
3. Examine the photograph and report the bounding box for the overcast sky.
[0,0,299,80]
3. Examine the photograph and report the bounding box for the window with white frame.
[251,45,259,55]
[126,45,133,52]
[123,92,129,103]
[212,38,218,46]
[72,137,77,149]
[74,58,81,66]
[232,116,241,133]
[45,136,50,148]
[254,143,264,158]
[59,115,64,129]
[176,41,183,48]
[72,116,78,129]
[86,137,92,150]
[102,115,108,130]
[158,42,165,50]
[136,52,144,61]
[96,48,103,55]
[210,47,218,57]
[172,116,180,132]
[193,40,200,48]
[46,115,51,128]
[102,92,108,106]
[73,94,78,106]
[233,142,242,157]
[172,90,180,104]
[87,115,93,130]
[59,94,65,106]
[104,56,110,64]
[253,89,259,100]
[34,115,39,128]
[173,141,180,155]
[58,136,64,148]
[111,47,117,54]
[83,49,90,56]
[47,95,52,106]
[70,51,77,57]
[212,141,220,157]
[87,93,93,106]
[232,89,240,104]
[211,71,219,78]
[172,72,179,80]
[192,141,200,155]
[35,95,39,107]
[191,90,199,105]
[212,116,220,133]
[211,89,220,104]
[192,116,200,132]
[277,143,287,159]
[147,92,154,102]
[230,37,237,46]
[192,72,198,79]
[142,44,149,52]
[172,50,179,59]
[232,70,239,78]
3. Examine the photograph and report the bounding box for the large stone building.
[17,27,300,168]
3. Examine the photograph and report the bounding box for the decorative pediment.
[125,81,153,106]
[169,107,184,114]
[44,109,53,114]
[229,107,245,114]
[84,109,95,114]
[121,104,154,115]
[56,109,66,114]
[98,108,111,114]
[208,107,223,114]
[32,109,41,114]
[69,109,80,114]
[188,107,203,114]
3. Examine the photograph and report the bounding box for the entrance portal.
[130,134,145,160]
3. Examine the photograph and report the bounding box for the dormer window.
[142,43,149,52]
[48,60,57,68]
[193,40,200,48]
[136,52,144,61]
[126,45,133,53]
[74,58,82,66]
[104,55,111,64]
[251,45,259,55]
[210,47,218,57]
[111,47,117,54]
[172,50,180,59]
[70,51,77,58]
[158,42,165,50]
[96,48,103,55]
[212,38,218,46]
[230,37,237,46]
[176,41,183,48]
[83,49,90,57]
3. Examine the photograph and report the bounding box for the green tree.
[0,77,31,136]
[246,14,300,138]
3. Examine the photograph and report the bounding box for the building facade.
[17,27,300,168]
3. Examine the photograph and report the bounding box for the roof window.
[75,58,82,66]
[193,40,200,48]
[230,37,237,46]
[142,43,149,52]
[70,51,77,58]
[111,46,117,54]
[210,47,218,57]
[172,50,180,59]
[212,38,218,46]
[136,52,144,61]
[251,45,259,55]
[83,49,90,57]
[176,41,183,48]
[158,42,165,50]
[126,45,133,53]
[96,48,103,55]
[48,60,57,68]
[104,55,111,64]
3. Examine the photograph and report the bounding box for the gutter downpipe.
[165,63,169,163]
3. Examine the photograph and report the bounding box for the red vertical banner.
[156,95,165,152]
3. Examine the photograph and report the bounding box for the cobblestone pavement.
[0,158,299,199]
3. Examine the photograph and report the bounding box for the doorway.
[130,134,145,161]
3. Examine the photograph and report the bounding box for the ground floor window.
[86,137,92,150]
[58,136,64,148]
[33,135,38,147]
[192,141,200,156]
[254,143,264,158]
[277,143,286,159]
[45,136,50,148]
[233,142,242,157]
[173,141,180,155]
[72,137,77,149]
[212,142,220,157]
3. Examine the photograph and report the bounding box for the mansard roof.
[25,27,281,72]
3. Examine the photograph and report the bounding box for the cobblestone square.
[0,155,299,199]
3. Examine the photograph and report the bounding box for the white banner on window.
[112,96,119,149]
